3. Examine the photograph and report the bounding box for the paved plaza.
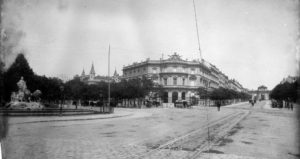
[2,101,299,159]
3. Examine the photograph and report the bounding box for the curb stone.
[10,113,134,125]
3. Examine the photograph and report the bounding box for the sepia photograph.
[0,0,299,158]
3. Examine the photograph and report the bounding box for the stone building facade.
[122,53,246,105]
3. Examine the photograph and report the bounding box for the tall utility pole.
[108,45,111,110]
[193,0,210,156]
[192,0,203,60]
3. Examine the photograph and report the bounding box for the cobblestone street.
[2,104,238,159]
[2,101,299,159]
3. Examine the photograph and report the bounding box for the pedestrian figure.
[75,101,78,110]
[217,100,221,111]
[251,100,254,107]
[183,101,187,108]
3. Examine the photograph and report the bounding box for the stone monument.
[9,77,44,110]
[11,77,29,102]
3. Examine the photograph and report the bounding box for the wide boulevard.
[2,101,299,159]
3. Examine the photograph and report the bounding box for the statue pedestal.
[9,101,44,110]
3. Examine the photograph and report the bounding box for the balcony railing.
[159,71,188,75]
[162,85,200,89]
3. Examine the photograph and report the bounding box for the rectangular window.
[173,77,177,85]
[173,67,177,72]
[182,78,185,85]
[190,81,195,86]
[164,78,167,85]
[191,68,195,74]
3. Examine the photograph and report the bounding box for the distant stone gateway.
[249,85,270,101]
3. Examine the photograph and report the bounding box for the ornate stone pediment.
[189,75,197,80]
[167,52,183,61]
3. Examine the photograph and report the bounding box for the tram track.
[127,110,250,159]
[186,110,250,159]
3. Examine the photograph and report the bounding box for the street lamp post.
[60,85,64,109]
[99,93,103,112]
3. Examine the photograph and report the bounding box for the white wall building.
[122,53,246,104]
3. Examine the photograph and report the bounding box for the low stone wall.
[0,107,114,116]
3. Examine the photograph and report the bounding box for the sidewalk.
[7,108,133,125]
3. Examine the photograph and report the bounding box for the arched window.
[182,92,186,100]
[163,92,168,103]
[172,92,178,103]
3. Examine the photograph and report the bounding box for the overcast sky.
[2,0,299,89]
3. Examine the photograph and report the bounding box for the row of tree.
[0,53,158,106]
[198,87,251,101]
[1,53,252,107]
[64,76,156,102]
[270,79,299,102]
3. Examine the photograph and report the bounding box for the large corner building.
[122,53,247,104]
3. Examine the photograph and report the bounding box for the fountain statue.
[17,77,27,94]
[11,77,28,102]
[9,77,44,110]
